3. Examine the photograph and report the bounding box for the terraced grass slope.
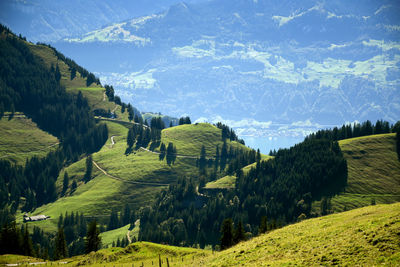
[0,115,59,165]
[5,203,399,266]
[330,133,400,212]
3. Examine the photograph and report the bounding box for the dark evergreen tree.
[85,220,101,253]
[233,221,246,244]
[220,218,234,250]
[22,226,34,256]
[259,216,268,234]
[70,67,76,80]
[55,227,68,259]
[62,172,69,195]
[84,155,93,183]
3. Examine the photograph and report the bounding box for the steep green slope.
[5,203,399,266]
[330,133,400,211]
[199,203,400,266]
[29,43,130,122]
[0,115,59,165]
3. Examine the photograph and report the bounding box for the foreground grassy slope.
[199,203,400,266]
[330,133,400,211]
[0,115,59,165]
[5,203,399,266]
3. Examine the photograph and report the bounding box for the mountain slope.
[329,133,400,211]
[199,203,400,266]
[0,114,59,165]
[4,203,399,266]
[26,122,252,232]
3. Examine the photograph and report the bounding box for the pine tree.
[85,220,101,253]
[259,216,268,234]
[233,221,246,244]
[55,227,68,259]
[84,155,93,183]
[22,226,34,256]
[220,218,234,250]
[127,128,135,148]
[71,180,77,192]
[62,172,69,195]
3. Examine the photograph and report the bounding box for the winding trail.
[127,230,132,244]
[92,160,168,187]
[139,147,215,160]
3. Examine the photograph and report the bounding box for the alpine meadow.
[0,0,400,266]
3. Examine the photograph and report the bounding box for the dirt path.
[139,147,215,160]
[92,160,169,186]
[127,229,132,244]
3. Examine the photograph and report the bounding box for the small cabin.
[23,213,50,222]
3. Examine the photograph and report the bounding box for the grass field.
[160,123,248,157]
[5,203,400,266]
[0,115,59,165]
[326,133,400,212]
[199,202,400,266]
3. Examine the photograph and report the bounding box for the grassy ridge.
[160,123,246,156]
[330,133,400,211]
[0,115,59,165]
[199,203,400,266]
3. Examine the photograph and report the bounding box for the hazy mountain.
[4,0,399,138]
[0,0,207,42]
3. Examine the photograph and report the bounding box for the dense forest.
[0,25,108,213]
[138,136,348,248]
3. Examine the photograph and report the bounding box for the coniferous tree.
[84,155,93,183]
[71,180,77,192]
[220,218,234,250]
[70,67,76,80]
[85,220,101,253]
[127,128,135,148]
[55,227,68,259]
[233,221,246,244]
[259,216,268,234]
[22,226,34,256]
[62,172,69,195]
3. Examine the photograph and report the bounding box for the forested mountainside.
[0,24,107,212]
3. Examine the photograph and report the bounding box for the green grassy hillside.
[5,203,399,266]
[24,122,251,235]
[0,115,59,165]
[160,123,245,156]
[199,203,400,266]
[328,133,400,212]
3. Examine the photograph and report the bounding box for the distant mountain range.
[2,0,400,137]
